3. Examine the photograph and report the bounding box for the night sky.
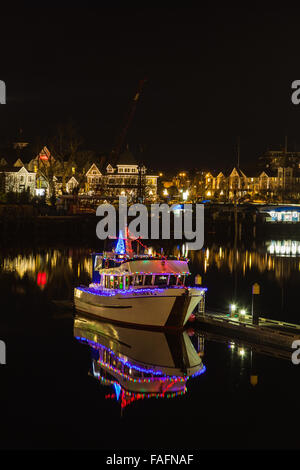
[1,6,300,171]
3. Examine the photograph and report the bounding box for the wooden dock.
[194,311,300,351]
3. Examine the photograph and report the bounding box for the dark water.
[0,238,300,450]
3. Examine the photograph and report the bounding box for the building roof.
[264,168,278,177]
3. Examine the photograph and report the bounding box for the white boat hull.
[74,286,205,328]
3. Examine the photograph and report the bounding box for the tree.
[46,121,83,193]
[32,138,60,202]
[72,149,96,192]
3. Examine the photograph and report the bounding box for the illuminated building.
[85,151,158,202]
[0,164,36,196]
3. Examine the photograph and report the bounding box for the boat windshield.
[99,273,186,289]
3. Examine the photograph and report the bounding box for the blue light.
[115,230,126,255]
[79,285,207,297]
[113,383,121,400]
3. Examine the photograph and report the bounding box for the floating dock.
[194,311,300,351]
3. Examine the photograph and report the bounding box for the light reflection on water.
[1,243,300,448]
[73,315,206,410]
[1,240,300,297]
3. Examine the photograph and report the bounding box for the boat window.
[125,276,134,287]
[109,276,115,289]
[177,275,185,286]
[154,275,168,286]
[135,275,144,286]
[113,277,119,289]
[169,275,177,286]
[144,275,152,286]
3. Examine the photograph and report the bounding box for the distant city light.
[182,190,189,201]
[35,188,45,196]
[239,348,246,357]
[267,240,300,257]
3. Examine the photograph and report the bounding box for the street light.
[230,304,237,317]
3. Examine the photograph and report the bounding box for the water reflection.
[2,240,300,301]
[187,241,300,281]
[74,315,206,409]
[266,240,300,257]
[200,329,291,362]
[1,249,93,281]
[0,248,93,299]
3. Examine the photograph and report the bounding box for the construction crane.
[110,78,147,165]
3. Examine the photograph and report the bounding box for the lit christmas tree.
[115,230,126,254]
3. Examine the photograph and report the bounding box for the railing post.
[252,283,260,325]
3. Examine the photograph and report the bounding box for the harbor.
[2,5,300,455]
[1,233,300,450]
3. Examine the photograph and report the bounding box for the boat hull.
[74,286,205,328]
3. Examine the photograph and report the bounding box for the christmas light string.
[76,336,206,383]
[78,285,206,297]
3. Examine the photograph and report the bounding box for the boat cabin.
[92,255,190,290]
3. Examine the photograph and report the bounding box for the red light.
[37,272,47,286]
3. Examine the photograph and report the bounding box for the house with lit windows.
[85,163,103,193]
[85,151,158,202]
[66,176,79,194]
[0,164,36,195]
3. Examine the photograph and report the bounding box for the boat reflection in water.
[74,314,206,409]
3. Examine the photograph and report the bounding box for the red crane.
[111,78,147,164]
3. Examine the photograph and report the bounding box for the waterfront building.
[85,151,158,202]
[85,163,103,194]
[190,163,300,203]
[66,176,79,194]
[259,206,300,223]
[0,164,36,195]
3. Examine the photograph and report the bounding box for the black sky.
[1,6,300,170]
